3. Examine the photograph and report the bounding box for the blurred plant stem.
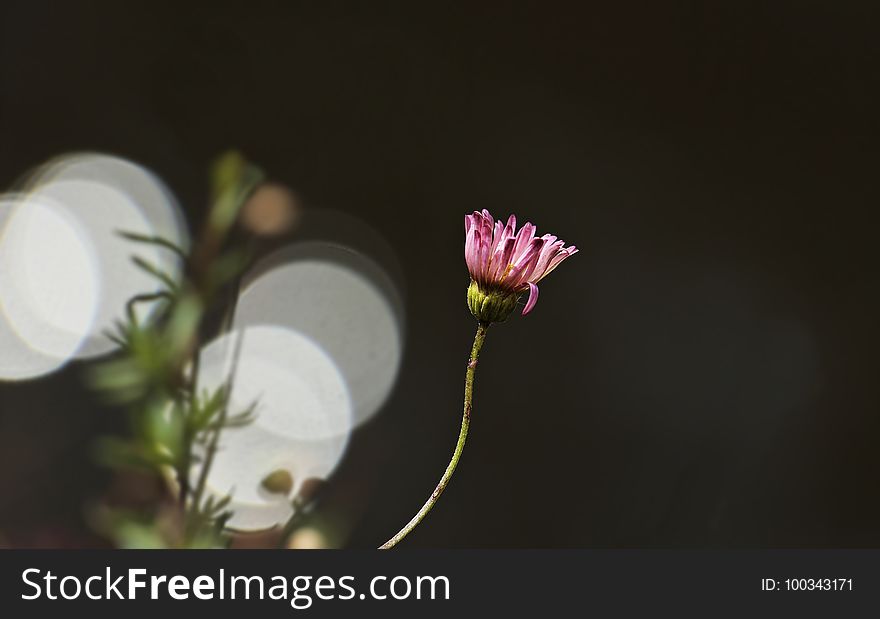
[91,151,263,548]
[379,321,490,549]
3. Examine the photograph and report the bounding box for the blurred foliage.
[88,151,295,548]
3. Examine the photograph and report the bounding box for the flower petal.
[478,226,492,281]
[540,245,578,279]
[464,209,576,303]
[465,228,481,276]
[492,236,516,280]
[522,282,539,315]
[512,222,536,263]
[504,214,517,239]
[507,238,544,287]
[532,239,565,282]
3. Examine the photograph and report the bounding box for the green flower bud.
[467,280,520,324]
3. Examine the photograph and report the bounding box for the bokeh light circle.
[194,325,352,531]
[234,241,404,431]
[0,153,188,380]
[0,195,99,379]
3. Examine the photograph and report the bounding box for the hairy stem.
[379,321,490,549]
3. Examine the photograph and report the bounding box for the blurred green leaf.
[166,293,202,360]
[209,150,264,236]
[131,255,180,294]
[206,247,252,291]
[114,521,169,550]
[116,230,188,262]
[91,153,274,550]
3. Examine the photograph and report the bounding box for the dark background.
[0,1,878,547]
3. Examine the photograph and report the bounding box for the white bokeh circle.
[0,152,189,380]
[0,195,99,379]
[194,325,352,531]
[234,242,404,431]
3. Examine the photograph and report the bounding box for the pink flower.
[465,209,577,319]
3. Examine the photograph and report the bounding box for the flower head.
[465,209,577,322]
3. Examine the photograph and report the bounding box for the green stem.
[379,321,490,549]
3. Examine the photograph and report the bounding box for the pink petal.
[541,245,578,278]
[504,214,517,239]
[512,237,544,269]
[490,220,505,254]
[515,250,543,286]
[478,227,492,281]
[489,232,507,278]
[532,239,565,281]
[507,238,545,287]
[522,282,539,315]
[465,228,481,275]
[492,236,516,280]
[478,212,493,248]
[511,222,536,262]
[473,211,490,236]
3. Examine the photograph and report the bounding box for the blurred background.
[0,1,878,547]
